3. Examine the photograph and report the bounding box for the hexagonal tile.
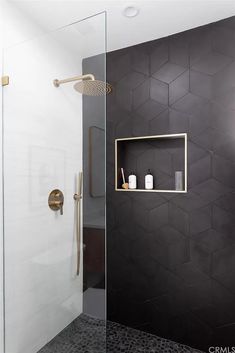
[192,51,232,75]
[212,154,235,188]
[116,85,132,111]
[169,70,189,105]
[149,203,169,231]
[115,194,132,226]
[172,191,208,213]
[132,193,167,211]
[192,179,230,203]
[190,70,212,100]
[155,224,186,244]
[189,26,212,65]
[169,108,189,133]
[189,155,211,187]
[131,113,149,137]
[132,79,150,110]
[150,78,168,105]
[154,148,172,175]
[190,205,212,235]
[212,268,235,297]
[169,202,189,236]
[216,87,235,111]
[130,230,151,261]
[212,102,235,135]
[213,26,235,59]
[214,193,235,214]
[116,72,146,111]
[175,262,209,286]
[117,71,146,90]
[188,141,208,164]
[150,234,188,269]
[149,109,170,134]
[212,243,235,277]
[184,278,212,310]
[213,61,235,98]
[136,99,167,120]
[112,229,132,259]
[115,117,132,138]
[152,62,187,84]
[107,103,130,124]
[150,42,168,74]
[188,103,212,136]
[132,202,150,231]
[193,228,232,253]
[131,47,150,75]
[170,31,191,50]
[212,204,234,235]
[214,132,235,163]
[172,92,208,115]
[169,40,189,67]
[190,128,216,151]
[107,53,131,82]
[189,239,211,275]
[152,289,189,316]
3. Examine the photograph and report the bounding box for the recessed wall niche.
[115,133,187,193]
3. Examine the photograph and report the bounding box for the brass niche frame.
[115,133,188,193]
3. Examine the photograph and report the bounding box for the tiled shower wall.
[107,16,235,351]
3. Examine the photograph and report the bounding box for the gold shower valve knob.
[1,76,9,86]
[48,189,64,215]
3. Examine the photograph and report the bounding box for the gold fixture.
[53,74,112,96]
[53,74,95,87]
[1,76,9,86]
[74,172,83,276]
[48,189,64,215]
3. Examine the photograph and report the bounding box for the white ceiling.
[9,0,235,52]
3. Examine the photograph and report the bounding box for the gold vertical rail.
[74,172,83,276]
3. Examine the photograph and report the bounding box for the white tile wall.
[1,5,106,353]
[3,24,84,353]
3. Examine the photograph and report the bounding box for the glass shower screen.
[2,12,106,353]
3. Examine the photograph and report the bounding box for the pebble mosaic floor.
[38,314,204,353]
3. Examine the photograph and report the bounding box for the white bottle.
[145,169,153,190]
[128,172,137,189]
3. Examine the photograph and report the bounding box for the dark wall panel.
[107,16,235,351]
[82,55,105,319]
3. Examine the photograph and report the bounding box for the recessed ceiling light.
[123,6,140,18]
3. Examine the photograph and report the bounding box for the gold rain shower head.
[53,74,112,96]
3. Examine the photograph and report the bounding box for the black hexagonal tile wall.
[169,70,189,105]
[106,14,235,352]
[152,62,187,84]
[191,51,232,75]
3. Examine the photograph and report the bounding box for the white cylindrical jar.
[128,172,137,189]
[145,169,153,190]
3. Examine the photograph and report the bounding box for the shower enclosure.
[1,11,106,353]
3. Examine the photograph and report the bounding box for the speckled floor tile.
[38,314,205,353]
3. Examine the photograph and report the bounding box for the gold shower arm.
[53,74,95,87]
